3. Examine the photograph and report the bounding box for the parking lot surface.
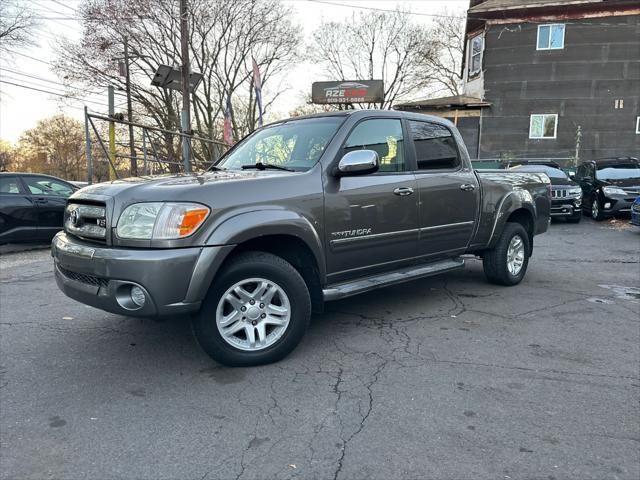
[1,219,639,480]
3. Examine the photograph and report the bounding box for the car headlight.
[602,186,625,196]
[568,187,582,196]
[116,202,210,240]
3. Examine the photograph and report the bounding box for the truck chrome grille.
[57,265,109,288]
[65,201,107,243]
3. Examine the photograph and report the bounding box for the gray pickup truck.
[52,110,550,366]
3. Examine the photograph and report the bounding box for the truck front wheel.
[192,251,311,367]
[482,222,530,286]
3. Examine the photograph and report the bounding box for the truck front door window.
[343,119,405,173]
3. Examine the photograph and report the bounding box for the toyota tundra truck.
[52,110,551,366]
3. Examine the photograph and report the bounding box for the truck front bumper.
[51,232,233,317]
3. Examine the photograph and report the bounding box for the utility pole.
[108,86,117,180]
[84,106,93,184]
[179,0,192,173]
[124,38,138,176]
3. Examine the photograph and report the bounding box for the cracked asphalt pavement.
[1,219,639,480]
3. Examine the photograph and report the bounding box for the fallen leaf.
[62,316,73,320]
[288,464,297,469]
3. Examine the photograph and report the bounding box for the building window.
[636,116,640,134]
[530,114,558,139]
[468,34,483,77]
[537,24,565,50]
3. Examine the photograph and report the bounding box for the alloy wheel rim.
[507,235,525,276]
[592,200,599,219]
[215,277,291,351]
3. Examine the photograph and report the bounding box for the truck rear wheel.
[482,222,530,286]
[192,251,311,367]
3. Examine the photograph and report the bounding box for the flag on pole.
[223,95,234,145]
[252,57,263,128]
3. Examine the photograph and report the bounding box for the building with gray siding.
[396,0,640,167]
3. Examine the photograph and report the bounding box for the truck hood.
[72,169,291,199]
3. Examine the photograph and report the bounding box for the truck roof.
[270,109,455,129]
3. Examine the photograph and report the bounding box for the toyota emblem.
[69,209,79,227]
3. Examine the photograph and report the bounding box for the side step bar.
[322,257,465,301]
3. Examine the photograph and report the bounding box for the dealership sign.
[311,80,384,104]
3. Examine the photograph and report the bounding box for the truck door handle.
[393,187,414,196]
[34,197,48,204]
[460,184,476,192]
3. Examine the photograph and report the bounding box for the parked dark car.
[576,157,640,221]
[510,164,582,223]
[631,196,640,227]
[0,173,78,244]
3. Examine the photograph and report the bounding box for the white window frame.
[537,24,565,50]
[468,34,483,77]
[529,114,558,139]
[636,116,640,134]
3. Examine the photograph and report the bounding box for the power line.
[49,0,77,13]
[0,66,97,93]
[0,79,110,107]
[306,0,465,18]
[2,49,55,67]
[0,72,104,103]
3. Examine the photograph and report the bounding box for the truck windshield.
[596,165,640,180]
[216,117,344,171]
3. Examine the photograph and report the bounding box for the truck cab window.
[409,121,460,171]
[343,119,405,173]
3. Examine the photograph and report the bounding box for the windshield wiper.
[241,162,295,172]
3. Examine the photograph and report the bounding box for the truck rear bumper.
[51,232,232,317]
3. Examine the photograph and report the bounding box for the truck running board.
[322,257,465,301]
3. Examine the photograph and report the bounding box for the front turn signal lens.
[178,208,209,237]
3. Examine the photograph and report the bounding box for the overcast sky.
[0,0,467,142]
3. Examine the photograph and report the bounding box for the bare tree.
[418,10,466,97]
[0,0,38,51]
[54,0,301,171]
[308,9,436,109]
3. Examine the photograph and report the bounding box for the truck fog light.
[131,286,146,307]
[604,202,611,209]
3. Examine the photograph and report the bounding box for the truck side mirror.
[335,150,379,177]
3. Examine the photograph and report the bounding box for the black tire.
[590,196,604,221]
[482,222,530,286]
[192,251,311,367]
[566,215,581,224]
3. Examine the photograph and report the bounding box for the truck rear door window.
[408,121,460,171]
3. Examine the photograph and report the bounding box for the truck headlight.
[116,202,210,240]
[602,186,625,196]
[568,187,582,197]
